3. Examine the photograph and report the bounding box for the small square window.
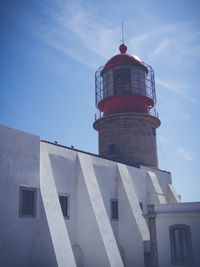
[19,187,37,218]
[111,199,118,220]
[59,195,70,219]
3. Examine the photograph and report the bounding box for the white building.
[0,44,200,267]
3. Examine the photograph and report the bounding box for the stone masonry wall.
[93,113,160,168]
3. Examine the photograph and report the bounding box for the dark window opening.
[169,225,193,265]
[139,202,143,212]
[152,127,156,136]
[59,195,69,219]
[19,187,36,217]
[114,68,131,95]
[111,199,118,220]
[109,144,116,155]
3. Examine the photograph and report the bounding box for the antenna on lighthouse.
[121,22,127,44]
[121,21,125,44]
[119,22,127,53]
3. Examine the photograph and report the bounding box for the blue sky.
[1,0,200,202]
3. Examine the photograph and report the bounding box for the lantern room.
[95,44,156,117]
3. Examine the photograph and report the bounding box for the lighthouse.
[93,43,160,167]
[1,40,200,267]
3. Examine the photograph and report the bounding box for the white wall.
[155,202,200,267]
[1,124,198,267]
[0,125,57,267]
[40,142,77,267]
[47,144,78,245]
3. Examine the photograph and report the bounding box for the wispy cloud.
[129,21,200,65]
[129,23,183,55]
[130,33,152,48]
[177,148,192,162]
[56,2,118,58]
[157,79,199,104]
[30,0,200,76]
[33,1,120,68]
[149,38,171,59]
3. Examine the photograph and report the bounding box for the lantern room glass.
[102,65,146,99]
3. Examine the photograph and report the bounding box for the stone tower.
[93,44,160,167]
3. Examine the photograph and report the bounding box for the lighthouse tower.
[93,43,161,167]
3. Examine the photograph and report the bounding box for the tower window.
[169,225,193,265]
[111,199,118,220]
[59,195,70,219]
[19,186,37,217]
[114,68,131,95]
[152,127,156,136]
[109,144,116,155]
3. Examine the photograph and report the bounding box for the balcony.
[94,108,159,121]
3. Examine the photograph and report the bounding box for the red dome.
[101,44,148,75]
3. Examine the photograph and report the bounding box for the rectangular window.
[152,127,156,136]
[19,186,37,217]
[169,225,193,265]
[103,69,113,98]
[109,144,116,155]
[111,199,118,220]
[114,68,131,95]
[59,195,70,219]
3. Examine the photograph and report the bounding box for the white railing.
[94,108,159,121]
